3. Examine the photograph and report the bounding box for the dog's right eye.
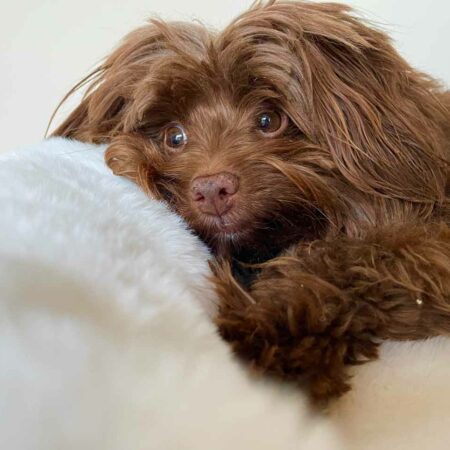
[163,124,188,151]
[256,110,288,137]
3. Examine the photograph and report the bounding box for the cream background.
[1,0,449,152]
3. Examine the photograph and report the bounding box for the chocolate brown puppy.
[53,1,450,401]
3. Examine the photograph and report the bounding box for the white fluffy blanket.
[0,138,449,450]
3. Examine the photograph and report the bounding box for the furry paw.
[212,259,379,403]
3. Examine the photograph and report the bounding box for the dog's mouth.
[192,212,253,243]
[189,203,327,260]
[206,215,243,234]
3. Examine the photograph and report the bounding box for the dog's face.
[137,95,322,255]
[54,2,448,257]
[125,80,331,256]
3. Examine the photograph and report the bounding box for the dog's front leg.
[214,222,450,402]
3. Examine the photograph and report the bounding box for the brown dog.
[53,1,450,402]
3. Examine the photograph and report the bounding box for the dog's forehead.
[151,45,293,113]
[137,19,306,127]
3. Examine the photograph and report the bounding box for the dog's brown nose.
[191,172,239,216]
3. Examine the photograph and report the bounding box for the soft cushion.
[0,138,339,450]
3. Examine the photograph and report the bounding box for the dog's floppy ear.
[52,20,211,197]
[51,24,162,142]
[51,20,208,143]
[234,2,449,203]
[295,3,449,203]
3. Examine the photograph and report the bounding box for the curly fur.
[52,1,450,402]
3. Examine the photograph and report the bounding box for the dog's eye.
[257,111,287,137]
[164,124,188,151]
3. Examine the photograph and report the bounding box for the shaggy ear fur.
[52,20,211,189]
[222,2,449,203]
[104,133,166,199]
[52,20,210,143]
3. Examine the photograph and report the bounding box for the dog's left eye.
[256,111,288,137]
[163,123,188,151]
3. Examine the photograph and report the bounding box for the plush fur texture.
[52,1,450,401]
[0,138,340,450]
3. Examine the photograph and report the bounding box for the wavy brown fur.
[52,1,450,402]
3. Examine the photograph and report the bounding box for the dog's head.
[53,1,448,257]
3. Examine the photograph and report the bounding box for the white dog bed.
[0,138,449,450]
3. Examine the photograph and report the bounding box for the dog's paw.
[213,258,379,403]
